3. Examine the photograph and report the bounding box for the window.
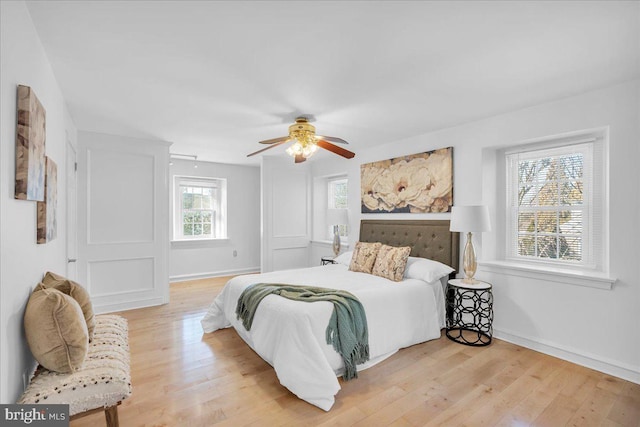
[505,130,606,271]
[328,177,348,239]
[174,176,227,240]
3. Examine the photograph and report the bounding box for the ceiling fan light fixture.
[248,116,354,162]
[285,117,319,159]
[286,138,319,159]
[305,143,319,157]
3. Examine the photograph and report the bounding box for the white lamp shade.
[449,205,491,232]
[326,208,349,225]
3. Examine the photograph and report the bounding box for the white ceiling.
[26,1,639,165]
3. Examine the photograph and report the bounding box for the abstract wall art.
[37,157,57,244]
[15,85,46,201]
[361,147,453,213]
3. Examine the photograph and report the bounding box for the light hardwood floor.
[71,276,640,427]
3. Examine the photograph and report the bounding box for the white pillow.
[334,251,353,266]
[404,256,454,283]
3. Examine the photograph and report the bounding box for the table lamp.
[449,205,491,284]
[326,208,348,257]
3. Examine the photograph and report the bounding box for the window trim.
[173,175,227,241]
[478,260,616,290]
[502,127,609,275]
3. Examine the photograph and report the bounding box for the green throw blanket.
[235,283,369,381]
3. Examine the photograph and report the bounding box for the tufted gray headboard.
[359,220,459,272]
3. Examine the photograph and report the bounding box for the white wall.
[170,159,260,281]
[0,1,78,403]
[309,80,640,383]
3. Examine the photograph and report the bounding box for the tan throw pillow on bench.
[372,244,411,282]
[38,271,95,341]
[24,287,89,373]
[349,242,382,274]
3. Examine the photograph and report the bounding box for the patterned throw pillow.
[349,242,382,274]
[372,245,412,281]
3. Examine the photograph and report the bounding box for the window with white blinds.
[173,176,227,240]
[505,131,606,271]
[327,177,348,239]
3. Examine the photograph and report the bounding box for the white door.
[66,139,78,279]
[261,156,311,272]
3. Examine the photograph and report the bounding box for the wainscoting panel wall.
[77,132,170,313]
[87,149,154,244]
[272,247,309,272]
[261,156,311,273]
[88,257,155,297]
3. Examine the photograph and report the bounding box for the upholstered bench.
[18,315,132,427]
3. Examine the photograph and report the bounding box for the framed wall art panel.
[361,147,453,213]
[37,157,57,244]
[15,85,46,201]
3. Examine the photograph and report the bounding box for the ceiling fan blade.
[259,136,290,145]
[315,135,348,144]
[247,140,289,157]
[295,154,306,163]
[316,139,355,159]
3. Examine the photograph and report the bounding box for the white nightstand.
[445,279,493,346]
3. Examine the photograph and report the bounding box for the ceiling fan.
[247,117,355,163]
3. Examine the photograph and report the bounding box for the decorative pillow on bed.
[404,256,455,283]
[349,242,382,274]
[38,271,96,341]
[334,251,353,265]
[24,286,89,373]
[372,245,411,281]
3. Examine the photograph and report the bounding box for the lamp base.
[461,277,480,285]
[462,232,478,284]
[332,226,341,257]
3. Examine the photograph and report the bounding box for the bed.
[201,220,459,411]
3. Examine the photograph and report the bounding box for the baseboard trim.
[494,327,640,384]
[94,296,166,314]
[169,267,260,283]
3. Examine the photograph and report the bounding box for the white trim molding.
[494,327,640,385]
[310,240,350,250]
[169,267,260,283]
[93,296,165,315]
[479,260,616,290]
[170,238,230,248]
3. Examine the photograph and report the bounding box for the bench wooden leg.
[105,405,119,427]
[70,401,122,427]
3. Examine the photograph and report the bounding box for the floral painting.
[37,157,57,244]
[15,85,46,201]
[361,147,453,213]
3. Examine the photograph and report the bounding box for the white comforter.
[201,264,446,411]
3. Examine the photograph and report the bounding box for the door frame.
[66,135,78,280]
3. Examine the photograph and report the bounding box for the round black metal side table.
[446,279,493,346]
[321,256,336,266]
